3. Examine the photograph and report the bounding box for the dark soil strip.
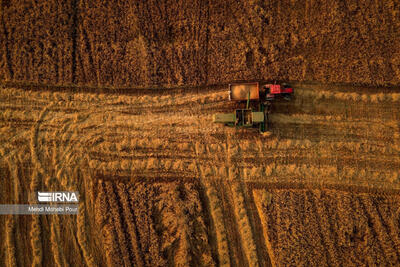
[220,180,248,267]
[82,27,95,80]
[71,0,78,83]
[1,6,13,79]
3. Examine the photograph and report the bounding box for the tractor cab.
[263,83,293,101]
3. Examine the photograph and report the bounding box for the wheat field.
[0,81,399,266]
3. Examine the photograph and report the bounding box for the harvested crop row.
[76,202,96,267]
[5,216,17,267]
[230,182,259,267]
[252,190,276,266]
[95,181,124,266]
[200,178,230,267]
[50,218,68,267]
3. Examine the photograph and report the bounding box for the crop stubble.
[1,82,399,265]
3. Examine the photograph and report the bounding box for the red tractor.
[262,83,294,101]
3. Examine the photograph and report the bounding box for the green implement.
[213,113,236,124]
[212,108,265,131]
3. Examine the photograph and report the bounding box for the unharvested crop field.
[1,0,400,266]
[1,0,400,86]
[0,82,399,266]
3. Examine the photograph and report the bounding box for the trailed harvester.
[213,82,293,133]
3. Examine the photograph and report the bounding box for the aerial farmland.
[0,1,400,266]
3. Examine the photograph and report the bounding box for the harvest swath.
[0,82,399,266]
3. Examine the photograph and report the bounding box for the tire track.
[199,180,230,266]
[5,215,17,267]
[243,186,271,267]
[50,217,69,267]
[230,182,259,267]
[29,104,53,267]
[76,202,96,267]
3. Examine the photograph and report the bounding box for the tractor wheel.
[263,101,272,113]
